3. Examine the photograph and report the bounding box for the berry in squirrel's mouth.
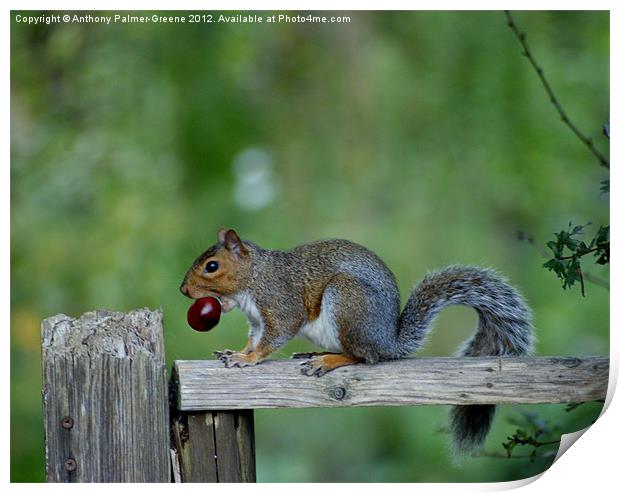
[187,297,222,332]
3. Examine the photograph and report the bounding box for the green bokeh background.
[11,10,609,482]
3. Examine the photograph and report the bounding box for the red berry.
[187,297,222,332]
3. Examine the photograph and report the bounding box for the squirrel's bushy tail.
[398,265,534,453]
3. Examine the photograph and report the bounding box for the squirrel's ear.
[217,228,227,244]
[224,229,247,257]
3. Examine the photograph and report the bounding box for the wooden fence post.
[169,364,256,482]
[41,308,170,482]
[170,408,256,481]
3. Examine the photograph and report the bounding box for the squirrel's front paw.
[215,350,261,368]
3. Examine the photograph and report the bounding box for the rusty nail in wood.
[62,416,74,430]
[64,458,77,471]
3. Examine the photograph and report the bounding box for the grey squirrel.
[180,228,534,453]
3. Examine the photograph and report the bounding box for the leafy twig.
[501,431,561,462]
[517,229,610,291]
[543,223,610,296]
[500,412,562,461]
[504,11,610,169]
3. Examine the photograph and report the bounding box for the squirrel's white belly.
[298,308,343,352]
[232,292,264,348]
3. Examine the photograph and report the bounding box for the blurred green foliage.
[11,10,609,483]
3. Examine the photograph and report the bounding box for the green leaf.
[542,222,609,295]
[546,240,559,256]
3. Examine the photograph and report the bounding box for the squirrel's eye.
[205,261,219,273]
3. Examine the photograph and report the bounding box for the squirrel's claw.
[225,358,251,368]
[217,350,261,368]
[299,360,327,377]
[214,349,235,359]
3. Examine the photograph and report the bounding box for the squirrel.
[180,228,534,453]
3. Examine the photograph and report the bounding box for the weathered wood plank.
[170,447,182,483]
[187,413,218,482]
[214,412,242,481]
[171,411,256,482]
[172,356,608,411]
[41,309,170,482]
[234,410,256,482]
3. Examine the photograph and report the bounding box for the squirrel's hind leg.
[299,353,360,377]
[325,273,400,364]
[298,273,399,377]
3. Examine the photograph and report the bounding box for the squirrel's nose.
[180,283,190,297]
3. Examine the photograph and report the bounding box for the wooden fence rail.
[171,356,609,410]
[41,308,609,483]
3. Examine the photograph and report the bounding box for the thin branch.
[517,230,549,257]
[474,450,557,460]
[583,271,610,290]
[504,11,610,169]
[534,439,562,446]
[557,247,599,260]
